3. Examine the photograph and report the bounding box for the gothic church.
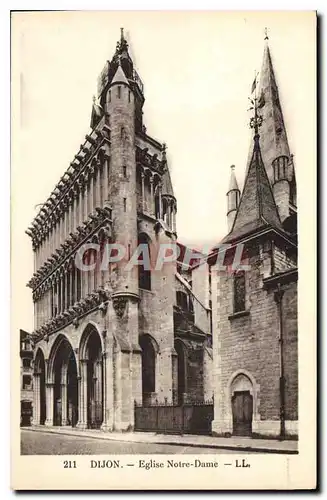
[26,30,297,438]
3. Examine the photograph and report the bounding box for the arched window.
[138,233,151,291]
[139,335,156,403]
[176,291,188,311]
[233,270,246,313]
[76,267,81,301]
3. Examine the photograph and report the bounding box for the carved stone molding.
[112,296,127,318]
[27,208,113,291]
[26,131,110,248]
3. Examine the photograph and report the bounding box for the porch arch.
[79,324,104,429]
[48,334,78,427]
[34,348,46,425]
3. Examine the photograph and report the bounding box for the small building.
[20,329,34,426]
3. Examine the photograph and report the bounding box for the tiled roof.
[222,134,283,244]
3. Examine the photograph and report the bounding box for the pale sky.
[11,11,316,333]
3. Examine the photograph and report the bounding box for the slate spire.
[223,94,283,243]
[245,34,292,186]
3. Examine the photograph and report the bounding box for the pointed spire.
[223,108,283,243]
[118,27,128,53]
[228,165,239,192]
[264,27,269,41]
[245,34,291,185]
[110,59,129,86]
[226,165,240,232]
[161,144,174,197]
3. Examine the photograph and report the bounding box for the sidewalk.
[23,426,298,454]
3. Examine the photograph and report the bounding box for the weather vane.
[248,70,263,135]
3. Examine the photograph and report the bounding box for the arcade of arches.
[33,326,104,430]
[33,327,207,430]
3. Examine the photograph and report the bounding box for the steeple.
[96,29,145,133]
[245,32,292,187]
[223,98,283,243]
[226,165,240,232]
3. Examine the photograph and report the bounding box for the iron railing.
[134,400,214,435]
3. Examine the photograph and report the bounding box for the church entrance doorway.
[232,390,253,436]
[51,336,78,427]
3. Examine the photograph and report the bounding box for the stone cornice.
[135,146,165,176]
[262,268,298,289]
[32,287,110,342]
[26,121,111,249]
[27,206,112,293]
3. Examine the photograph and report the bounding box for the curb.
[22,427,298,455]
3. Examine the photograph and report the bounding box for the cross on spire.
[264,27,269,41]
[248,69,263,138]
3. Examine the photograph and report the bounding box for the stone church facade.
[26,30,213,432]
[26,31,297,438]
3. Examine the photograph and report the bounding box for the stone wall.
[211,239,298,437]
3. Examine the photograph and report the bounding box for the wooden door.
[232,390,253,436]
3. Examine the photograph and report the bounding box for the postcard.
[11,10,316,490]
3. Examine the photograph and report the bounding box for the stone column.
[45,383,54,426]
[150,178,154,215]
[96,164,101,207]
[84,184,89,220]
[76,360,88,429]
[113,349,122,431]
[159,184,162,219]
[98,360,103,413]
[61,383,68,426]
[155,347,174,403]
[103,158,109,203]
[50,283,54,318]
[47,286,51,322]
[83,249,90,297]
[74,266,79,302]
[64,271,69,311]
[89,174,94,213]
[71,197,75,232]
[32,373,40,425]
[68,200,72,236]
[101,349,114,431]
[60,273,65,313]
[92,171,97,208]
[141,172,145,212]
[63,209,67,241]
[69,269,74,307]
[55,278,59,315]
[79,190,84,225]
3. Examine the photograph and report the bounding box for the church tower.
[26,29,180,434]
[211,33,298,439]
[244,33,297,223]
